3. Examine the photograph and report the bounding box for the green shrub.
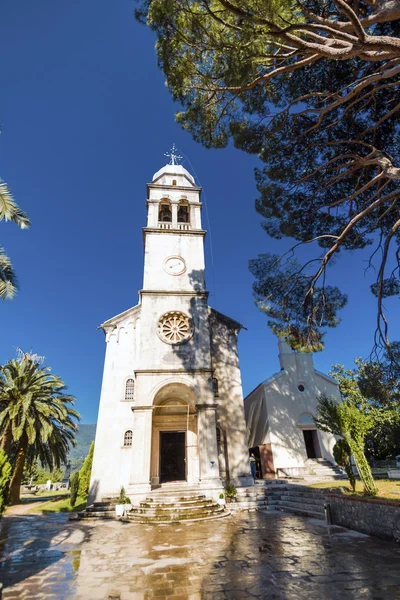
[0,450,12,517]
[69,471,80,507]
[333,439,356,492]
[78,441,94,500]
[117,486,130,504]
[224,483,237,498]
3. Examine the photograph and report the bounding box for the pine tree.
[69,471,80,508]
[78,442,94,500]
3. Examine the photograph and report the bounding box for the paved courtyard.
[1,507,400,599]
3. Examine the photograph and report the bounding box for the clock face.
[163,256,186,275]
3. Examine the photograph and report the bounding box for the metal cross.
[164,143,183,166]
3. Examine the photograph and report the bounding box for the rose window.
[158,311,193,345]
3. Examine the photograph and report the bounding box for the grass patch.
[29,495,87,514]
[22,489,70,500]
[308,479,400,501]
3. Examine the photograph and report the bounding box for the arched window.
[172,179,177,186]
[212,377,219,398]
[177,201,189,223]
[159,200,172,222]
[125,378,135,400]
[123,430,133,447]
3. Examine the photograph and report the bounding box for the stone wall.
[326,493,400,542]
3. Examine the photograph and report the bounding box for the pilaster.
[128,406,152,495]
[196,404,222,485]
[171,200,178,228]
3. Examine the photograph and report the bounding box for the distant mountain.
[68,424,96,471]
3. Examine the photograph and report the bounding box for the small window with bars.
[125,378,135,401]
[123,430,133,447]
[212,377,219,398]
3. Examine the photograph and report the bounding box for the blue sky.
[1,0,399,423]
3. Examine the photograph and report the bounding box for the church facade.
[244,339,339,478]
[89,160,253,503]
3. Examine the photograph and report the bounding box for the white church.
[89,156,253,503]
[244,339,340,478]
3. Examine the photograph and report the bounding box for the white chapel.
[89,156,253,503]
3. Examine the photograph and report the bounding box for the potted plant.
[115,486,131,517]
[217,492,226,507]
[224,483,237,503]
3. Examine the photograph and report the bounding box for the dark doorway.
[159,431,186,483]
[249,446,262,479]
[303,430,322,459]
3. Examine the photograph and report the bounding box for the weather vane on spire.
[164,143,183,166]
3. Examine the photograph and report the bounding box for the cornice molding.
[139,290,208,298]
[147,183,202,193]
[147,200,202,207]
[142,227,206,237]
[134,369,213,375]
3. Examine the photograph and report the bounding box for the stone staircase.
[125,494,226,524]
[75,482,329,522]
[76,486,228,523]
[266,484,327,519]
[306,458,346,480]
[230,482,327,520]
[76,497,118,519]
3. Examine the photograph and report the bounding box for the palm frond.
[0,181,30,228]
[0,248,18,300]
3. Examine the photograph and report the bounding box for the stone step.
[266,489,325,498]
[143,496,208,505]
[278,503,325,520]
[277,499,325,514]
[145,496,207,503]
[131,503,219,515]
[86,505,114,513]
[277,495,324,506]
[100,499,118,505]
[126,506,225,522]
[124,510,229,524]
[311,467,342,473]
[149,486,203,495]
[76,510,115,519]
[232,501,278,510]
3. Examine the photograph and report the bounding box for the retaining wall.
[326,493,400,543]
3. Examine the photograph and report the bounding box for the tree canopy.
[136,0,400,357]
[0,172,30,300]
[0,352,80,503]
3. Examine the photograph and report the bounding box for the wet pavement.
[1,509,400,599]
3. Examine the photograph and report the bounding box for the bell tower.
[142,149,206,294]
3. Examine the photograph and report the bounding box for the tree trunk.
[8,432,28,504]
[348,438,377,496]
[0,423,13,457]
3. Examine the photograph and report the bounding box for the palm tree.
[0,354,80,503]
[0,180,30,300]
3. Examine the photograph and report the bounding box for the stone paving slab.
[1,509,400,599]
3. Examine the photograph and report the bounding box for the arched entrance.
[150,383,199,486]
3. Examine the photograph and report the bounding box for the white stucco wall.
[209,311,253,486]
[89,307,140,502]
[244,340,340,472]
